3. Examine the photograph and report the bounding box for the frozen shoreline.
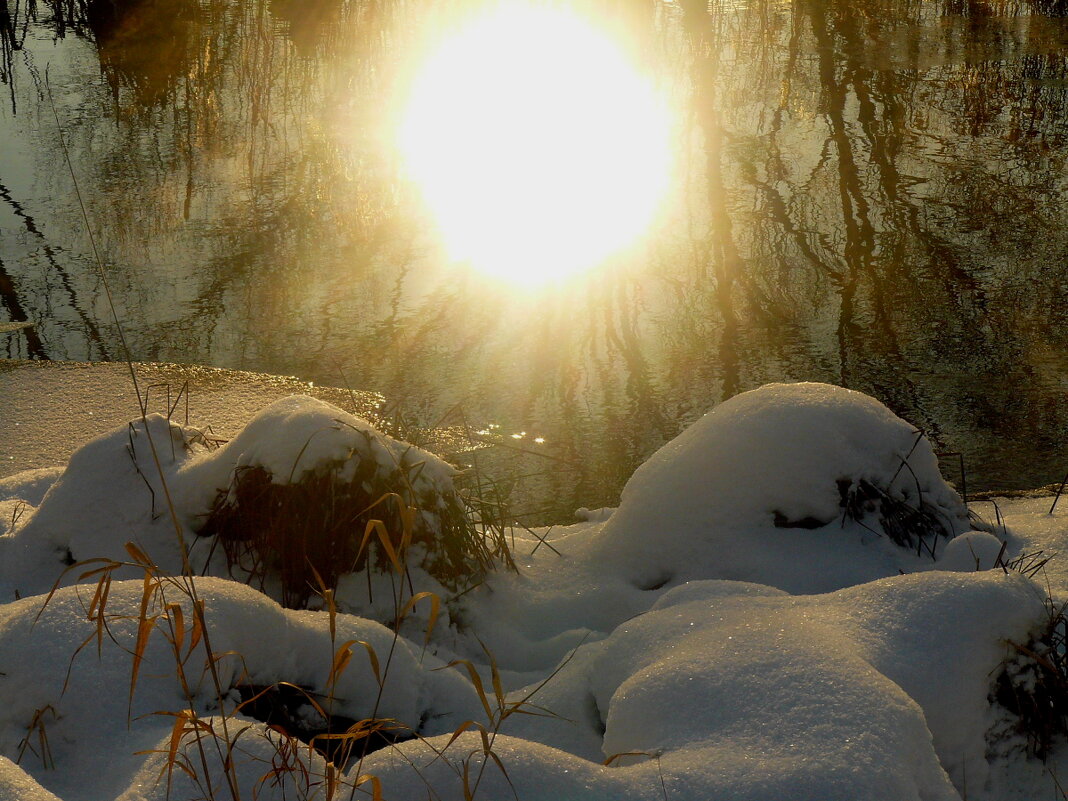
[0,361,385,480]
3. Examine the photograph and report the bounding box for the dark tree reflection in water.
[1,0,1067,519]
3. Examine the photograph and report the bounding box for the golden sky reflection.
[398,2,674,287]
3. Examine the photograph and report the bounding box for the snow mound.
[362,731,639,801]
[937,530,1007,571]
[0,757,62,801]
[0,397,501,612]
[184,394,454,490]
[0,468,63,507]
[580,382,972,592]
[497,571,1045,800]
[116,718,331,801]
[0,414,193,597]
[0,578,479,801]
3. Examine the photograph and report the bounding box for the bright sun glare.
[399,3,673,287]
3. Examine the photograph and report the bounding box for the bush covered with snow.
[0,577,478,801]
[576,382,973,593]
[189,395,508,607]
[0,397,512,610]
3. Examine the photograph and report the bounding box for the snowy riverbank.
[1,367,1067,801]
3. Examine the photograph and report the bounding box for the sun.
[398,2,673,287]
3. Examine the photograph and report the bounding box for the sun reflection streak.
[398,2,673,287]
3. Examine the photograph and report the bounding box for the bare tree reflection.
[3,0,1068,512]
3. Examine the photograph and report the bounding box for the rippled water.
[2,0,1067,520]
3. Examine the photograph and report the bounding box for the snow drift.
[0,380,1060,801]
[577,382,973,593]
[0,396,506,611]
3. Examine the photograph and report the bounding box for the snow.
[936,530,1008,571]
[187,393,454,488]
[0,361,382,480]
[0,577,479,801]
[574,382,972,594]
[494,571,1043,799]
[2,368,1068,801]
[0,757,62,801]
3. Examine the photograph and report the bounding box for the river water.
[1,0,1067,521]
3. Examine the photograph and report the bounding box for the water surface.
[2,0,1067,520]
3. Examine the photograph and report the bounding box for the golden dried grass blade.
[480,642,504,709]
[444,660,493,722]
[158,710,193,786]
[233,685,276,716]
[34,558,118,626]
[356,519,377,562]
[486,749,515,795]
[88,573,112,658]
[167,603,185,655]
[308,562,339,638]
[87,573,107,619]
[185,600,204,663]
[77,563,119,581]
[401,591,440,646]
[434,719,481,756]
[603,751,652,766]
[125,541,155,569]
[354,640,382,687]
[462,760,474,801]
[329,640,355,687]
[325,763,337,800]
[128,572,157,715]
[325,589,337,640]
[371,520,402,573]
[353,773,383,801]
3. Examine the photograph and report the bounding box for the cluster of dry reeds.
[21,77,574,800]
[992,598,1068,763]
[196,430,514,609]
[29,471,565,801]
[837,476,954,557]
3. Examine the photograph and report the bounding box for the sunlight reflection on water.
[2,0,1068,521]
[397,2,674,287]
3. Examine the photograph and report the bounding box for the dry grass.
[838,476,955,557]
[196,426,515,609]
[30,470,563,801]
[991,597,1068,762]
[15,705,57,770]
[33,81,548,800]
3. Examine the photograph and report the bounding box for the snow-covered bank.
[0,361,382,480]
[2,375,1068,801]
